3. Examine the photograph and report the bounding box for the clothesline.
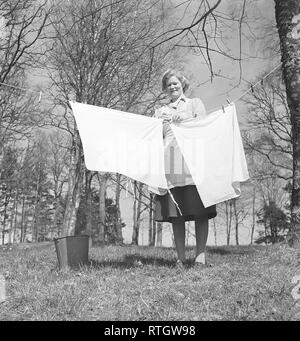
[0,63,282,110]
[124,63,282,199]
[208,63,282,114]
[0,81,43,102]
[230,63,281,103]
[71,101,249,211]
[1,64,281,204]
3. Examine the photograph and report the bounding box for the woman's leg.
[194,216,209,264]
[172,216,186,262]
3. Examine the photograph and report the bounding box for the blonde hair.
[161,69,190,93]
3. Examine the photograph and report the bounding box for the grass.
[0,241,300,321]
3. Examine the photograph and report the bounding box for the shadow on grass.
[207,246,257,255]
[87,254,176,269]
[86,254,207,270]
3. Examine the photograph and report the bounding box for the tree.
[0,0,50,84]
[256,200,289,244]
[132,181,144,245]
[47,130,69,237]
[274,0,300,247]
[232,198,248,245]
[0,1,52,154]
[105,197,126,244]
[0,145,18,244]
[243,70,292,181]
[47,0,173,238]
[222,200,234,246]
[96,172,108,244]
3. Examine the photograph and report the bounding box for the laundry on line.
[70,101,249,208]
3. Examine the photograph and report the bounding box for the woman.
[153,69,217,268]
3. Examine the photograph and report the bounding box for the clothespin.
[38,91,42,102]
[222,105,225,113]
[251,84,254,93]
[226,98,231,105]
[261,79,264,86]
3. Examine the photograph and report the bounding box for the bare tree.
[0,1,52,157]
[148,0,265,87]
[250,184,256,244]
[243,70,292,181]
[131,181,145,245]
[274,0,300,246]
[0,0,51,84]
[47,130,69,237]
[232,198,249,245]
[96,172,108,244]
[46,0,173,237]
[224,200,233,246]
[156,221,163,246]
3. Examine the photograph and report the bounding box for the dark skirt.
[154,185,217,223]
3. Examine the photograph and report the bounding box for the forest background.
[0,0,291,247]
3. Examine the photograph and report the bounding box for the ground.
[0,242,299,321]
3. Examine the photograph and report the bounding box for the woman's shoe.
[174,259,185,270]
[194,261,213,268]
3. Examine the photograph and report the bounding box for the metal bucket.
[54,235,89,269]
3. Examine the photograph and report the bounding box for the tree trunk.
[136,183,143,244]
[151,211,156,246]
[53,196,60,238]
[233,199,239,245]
[225,200,233,246]
[9,189,18,244]
[13,189,19,243]
[85,170,94,238]
[156,222,163,246]
[213,218,217,246]
[33,166,41,242]
[53,180,65,238]
[96,172,107,244]
[250,186,256,244]
[131,181,139,245]
[2,192,9,245]
[114,173,123,244]
[274,0,300,247]
[148,193,154,246]
[20,195,26,243]
[61,130,84,236]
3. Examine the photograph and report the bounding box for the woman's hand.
[161,112,171,123]
[171,113,183,123]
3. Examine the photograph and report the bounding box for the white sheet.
[170,104,249,207]
[70,101,249,207]
[70,101,168,190]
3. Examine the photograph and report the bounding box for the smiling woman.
[152,69,217,268]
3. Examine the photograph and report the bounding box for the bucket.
[54,235,89,269]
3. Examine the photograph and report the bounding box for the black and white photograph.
[0,0,299,324]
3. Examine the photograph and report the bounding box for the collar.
[168,94,187,109]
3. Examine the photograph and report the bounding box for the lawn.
[0,241,299,321]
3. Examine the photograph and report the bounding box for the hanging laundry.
[170,104,249,207]
[70,101,168,190]
[70,101,249,208]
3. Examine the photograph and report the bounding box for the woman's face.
[165,76,183,102]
